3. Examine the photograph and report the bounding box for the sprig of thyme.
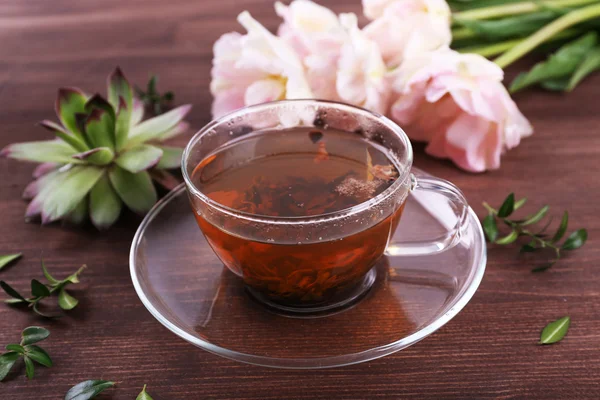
[482,193,588,272]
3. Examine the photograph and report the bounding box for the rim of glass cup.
[181,100,414,224]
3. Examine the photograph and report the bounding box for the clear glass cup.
[182,100,469,315]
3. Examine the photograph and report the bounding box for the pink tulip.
[336,13,389,114]
[390,48,533,172]
[363,0,452,68]
[210,11,313,118]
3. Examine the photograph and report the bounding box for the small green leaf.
[24,356,34,379]
[495,230,519,245]
[115,144,163,173]
[513,197,527,211]
[21,327,50,346]
[109,166,157,214]
[41,260,60,286]
[562,229,588,250]
[65,379,116,400]
[89,175,122,230]
[551,211,569,243]
[0,253,22,271]
[58,288,79,310]
[497,193,515,218]
[5,298,26,305]
[155,146,183,169]
[540,316,570,344]
[567,47,600,91]
[32,302,57,319]
[31,279,50,298]
[136,384,154,400]
[510,33,599,92]
[532,260,558,273]
[63,265,86,285]
[521,205,549,226]
[520,243,538,253]
[0,281,26,301]
[482,214,498,242]
[5,344,25,354]
[0,352,20,381]
[25,345,52,367]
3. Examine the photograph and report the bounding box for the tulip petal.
[115,144,163,173]
[89,174,122,229]
[55,88,88,144]
[39,166,104,224]
[127,105,192,147]
[155,146,183,169]
[1,140,83,164]
[72,147,114,166]
[85,108,115,149]
[108,166,157,214]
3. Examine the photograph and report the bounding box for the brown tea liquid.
[191,127,405,306]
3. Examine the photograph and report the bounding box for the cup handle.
[385,174,469,256]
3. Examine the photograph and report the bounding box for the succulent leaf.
[127,104,192,147]
[40,166,104,224]
[155,121,190,141]
[85,108,115,150]
[89,174,122,229]
[115,144,163,173]
[32,162,59,179]
[1,140,84,164]
[155,146,183,169]
[130,97,145,127]
[23,170,62,200]
[115,96,132,151]
[38,120,88,152]
[108,166,157,214]
[84,94,115,121]
[65,197,88,225]
[72,147,114,166]
[25,169,73,219]
[55,88,89,144]
[107,67,133,111]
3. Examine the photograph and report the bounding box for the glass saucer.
[130,168,486,369]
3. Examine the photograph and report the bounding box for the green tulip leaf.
[567,46,600,91]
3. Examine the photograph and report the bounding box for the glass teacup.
[182,100,468,314]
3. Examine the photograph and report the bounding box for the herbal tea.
[190,127,406,306]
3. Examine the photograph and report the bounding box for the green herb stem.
[460,30,580,57]
[494,3,600,68]
[453,0,599,21]
[452,27,476,41]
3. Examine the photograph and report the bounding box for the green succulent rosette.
[1,67,191,229]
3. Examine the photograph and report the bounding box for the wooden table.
[1,1,599,398]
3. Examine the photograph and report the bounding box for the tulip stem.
[494,3,600,68]
[452,27,476,41]
[453,0,599,21]
[458,29,580,57]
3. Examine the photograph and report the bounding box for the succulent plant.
[1,67,191,229]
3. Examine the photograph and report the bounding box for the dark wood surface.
[1,1,599,398]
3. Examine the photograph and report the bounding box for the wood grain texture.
[0,0,599,399]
